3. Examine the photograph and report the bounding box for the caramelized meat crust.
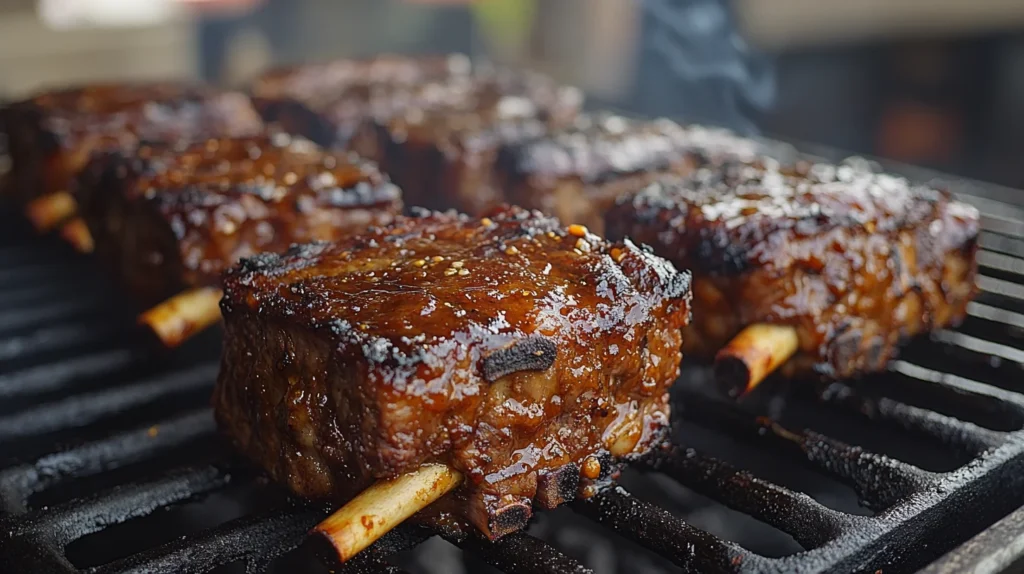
[213,206,691,538]
[79,134,401,304]
[498,115,762,234]
[605,162,980,379]
[1,83,263,204]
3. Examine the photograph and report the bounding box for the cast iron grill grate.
[3,168,1024,573]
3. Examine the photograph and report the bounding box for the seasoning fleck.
[568,224,588,237]
[505,246,520,255]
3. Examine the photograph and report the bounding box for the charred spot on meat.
[481,335,558,383]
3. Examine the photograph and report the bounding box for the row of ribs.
[0,54,980,557]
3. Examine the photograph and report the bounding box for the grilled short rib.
[251,53,472,147]
[497,115,761,235]
[79,134,401,305]
[213,206,692,539]
[363,67,582,215]
[605,162,979,380]
[1,83,263,205]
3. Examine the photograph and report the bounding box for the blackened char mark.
[482,335,558,383]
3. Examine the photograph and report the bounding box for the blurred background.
[4,0,1024,188]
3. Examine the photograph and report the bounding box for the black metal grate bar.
[0,362,217,442]
[0,282,107,312]
[91,507,325,574]
[772,426,935,511]
[889,360,1024,413]
[0,409,215,514]
[0,297,110,334]
[0,321,123,364]
[0,260,94,291]
[572,486,749,572]
[0,347,139,401]
[453,532,595,574]
[4,465,230,546]
[644,447,860,549]
[813,384,1006,454]
[678,392,935,510]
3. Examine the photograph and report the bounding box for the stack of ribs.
[605,160,980,393]
[78,133,402,346]
[496,114,763,234]
[0,83,264,245]
[213,206,692,556]
[252,54,583,215]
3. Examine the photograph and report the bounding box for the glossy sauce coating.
[605,161,979,378]
[1,83,263,203]
[213,206,691,538]
[498,114,762,234]
[80,134,401,304]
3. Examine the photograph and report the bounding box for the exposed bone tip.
[139,287,224,348]
[60,218,94,253]
[26,192,77,232]
[314,463,462,564]
[714,323,799,398]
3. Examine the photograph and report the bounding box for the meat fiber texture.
[79,134,401,305]
[605,160,980,379]
[213,206,691,539]
[0,83,264,205]
[496,114,763,235]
